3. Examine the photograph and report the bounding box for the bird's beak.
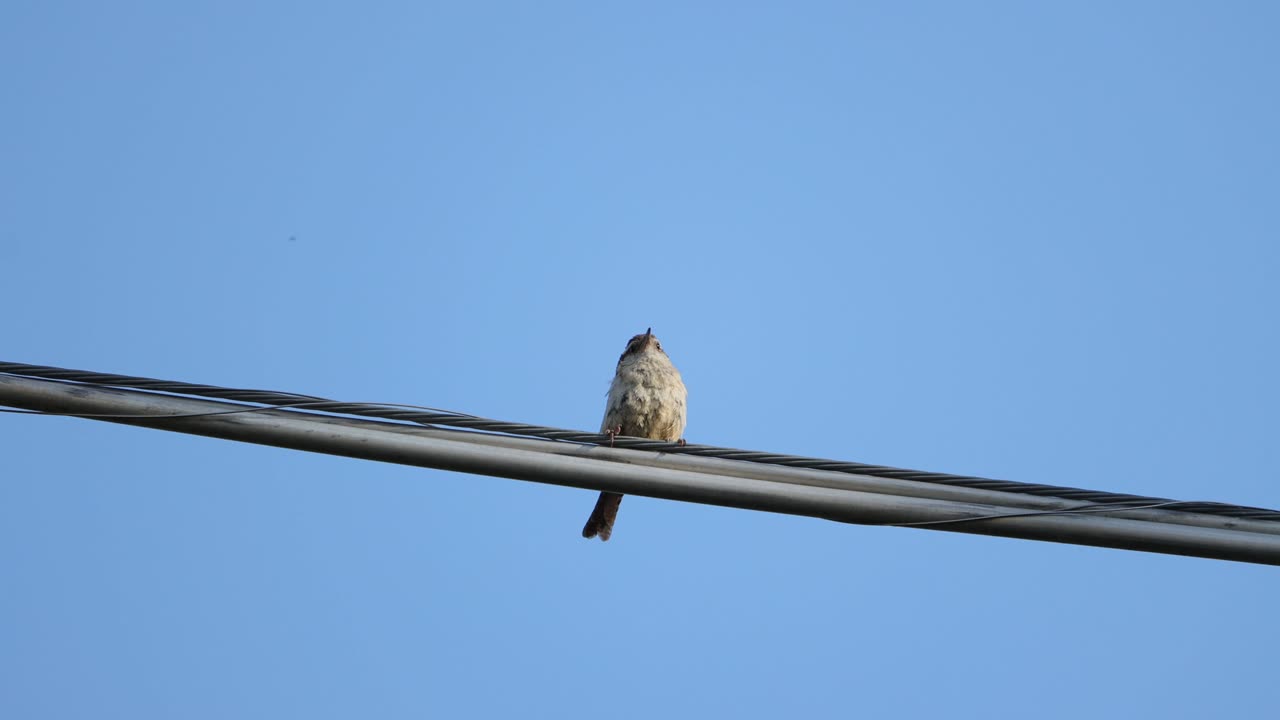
[645,327,652,339]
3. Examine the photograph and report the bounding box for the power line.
[1,361,1278,565]
[3,361,1274,522]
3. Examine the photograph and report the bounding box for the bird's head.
[619,327,665,361]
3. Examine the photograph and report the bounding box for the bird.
[582,328,687,541]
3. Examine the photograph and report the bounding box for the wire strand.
[0,403,1236,528]
[3,360,1277,523]
[884,501,1191,527]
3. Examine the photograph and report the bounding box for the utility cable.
[4,366,1280,564]
[2,360,1274,524]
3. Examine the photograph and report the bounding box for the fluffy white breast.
[600,351,687,441]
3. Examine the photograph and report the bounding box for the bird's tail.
[582,492,623,541]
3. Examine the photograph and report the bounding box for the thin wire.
[0,400,478,424]
[885,501,1190,527]
[0,403,370,421]
[4,360,1278,523]
[0,403,1225,528]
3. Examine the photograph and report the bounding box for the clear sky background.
[3,2,1278,718]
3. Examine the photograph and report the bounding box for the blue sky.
[3,2,1278,718]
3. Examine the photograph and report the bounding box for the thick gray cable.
[2,372,1279,565]
[2,360,1275,524]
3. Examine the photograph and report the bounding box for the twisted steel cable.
[3,360,1277,522]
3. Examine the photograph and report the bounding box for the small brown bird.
[582,328,688,541]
